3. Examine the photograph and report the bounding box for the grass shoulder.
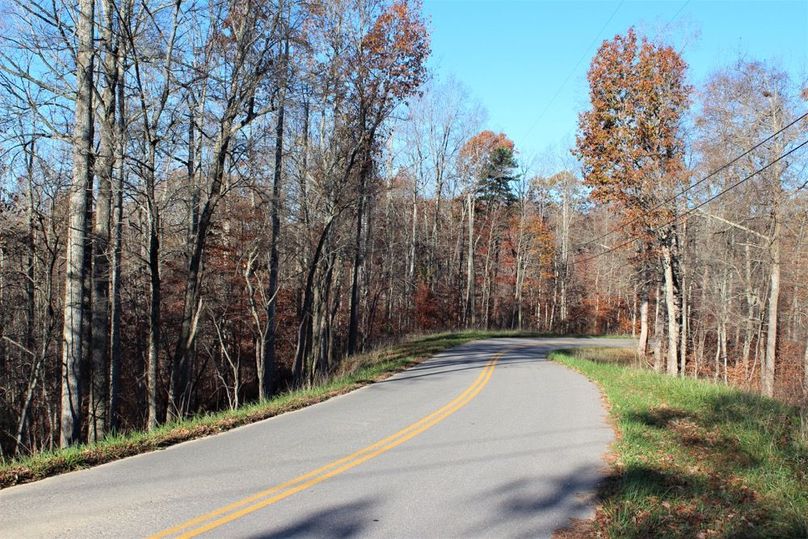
[0,329,543,490]
[551,348,808,538]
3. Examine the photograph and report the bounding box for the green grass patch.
[551,349,808,538]
[0,329,541,489]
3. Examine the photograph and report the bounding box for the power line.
[522,0,624,140]
[659,0,691,36]
[573,136,808,265]
[523,0,690,142]
[574,111,808,250]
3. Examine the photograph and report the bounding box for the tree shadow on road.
[246,497,377,539]
[464,464,603,538]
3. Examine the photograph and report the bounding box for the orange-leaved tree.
[574,28,691,374]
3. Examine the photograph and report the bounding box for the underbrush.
[0,329,537,489]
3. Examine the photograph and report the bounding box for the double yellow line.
[150,352,503,538]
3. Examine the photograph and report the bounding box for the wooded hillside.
[0,0,805,458]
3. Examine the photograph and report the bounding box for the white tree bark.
[61,0,95,447]
[763,217,780,397]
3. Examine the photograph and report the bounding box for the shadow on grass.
[597,397,807,537]
[592,465,761,538]
[553,350,808,537]
[585,456,807,538]
[628,392,806,471]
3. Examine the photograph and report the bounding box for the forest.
[0,0,805,459]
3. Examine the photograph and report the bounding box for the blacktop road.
[0,337,632,538]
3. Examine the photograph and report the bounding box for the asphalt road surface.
[0,337,632,538]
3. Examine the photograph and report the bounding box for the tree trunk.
[481,216,495,330]
[742,242,755,375]
[109,169,124,432]
[762,217,780,397]
[347,148,370,356]
[263,38,288,399]
[652,283,663,371]
[490,236,501,328]
[464,192,475,327]
[560,177,570,326]
[660,233,681,375]
[170,118,234,419]
[25,140,36,360]
[384,166,395,326]
[593,266,600,332]
[294,217,336,386]
[407,181,418,324]
[314,252,336,382]
[802,336,808,441]
[0,247,6,385]
[638,282,649,357]
[146,150,161,430]
[61,0,95,447]
[679,220,688,376]
[14,348,45,455]
[513,211,525,330]
[108,37,127,433]
[89,0,118,442]
[803,334,808,399]
[719,268,730,382]
[430,164,444,291]
[360,202,374,347]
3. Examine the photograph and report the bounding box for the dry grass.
[560,346,641,366]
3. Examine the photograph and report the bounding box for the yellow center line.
[150,349,510,539]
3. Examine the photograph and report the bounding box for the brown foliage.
[575,28,691,237]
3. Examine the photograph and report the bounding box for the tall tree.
[89,0,120,443]
[169,0,283,417]
[263,25,290,399]
[457,130,517,327]
[695,60,804,396]
[345,0,430,355]
[575,28,690,375]
[61,0,95,447]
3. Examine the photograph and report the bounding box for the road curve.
[0,337,631,538]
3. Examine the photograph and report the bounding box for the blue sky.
[422,0,808,169]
